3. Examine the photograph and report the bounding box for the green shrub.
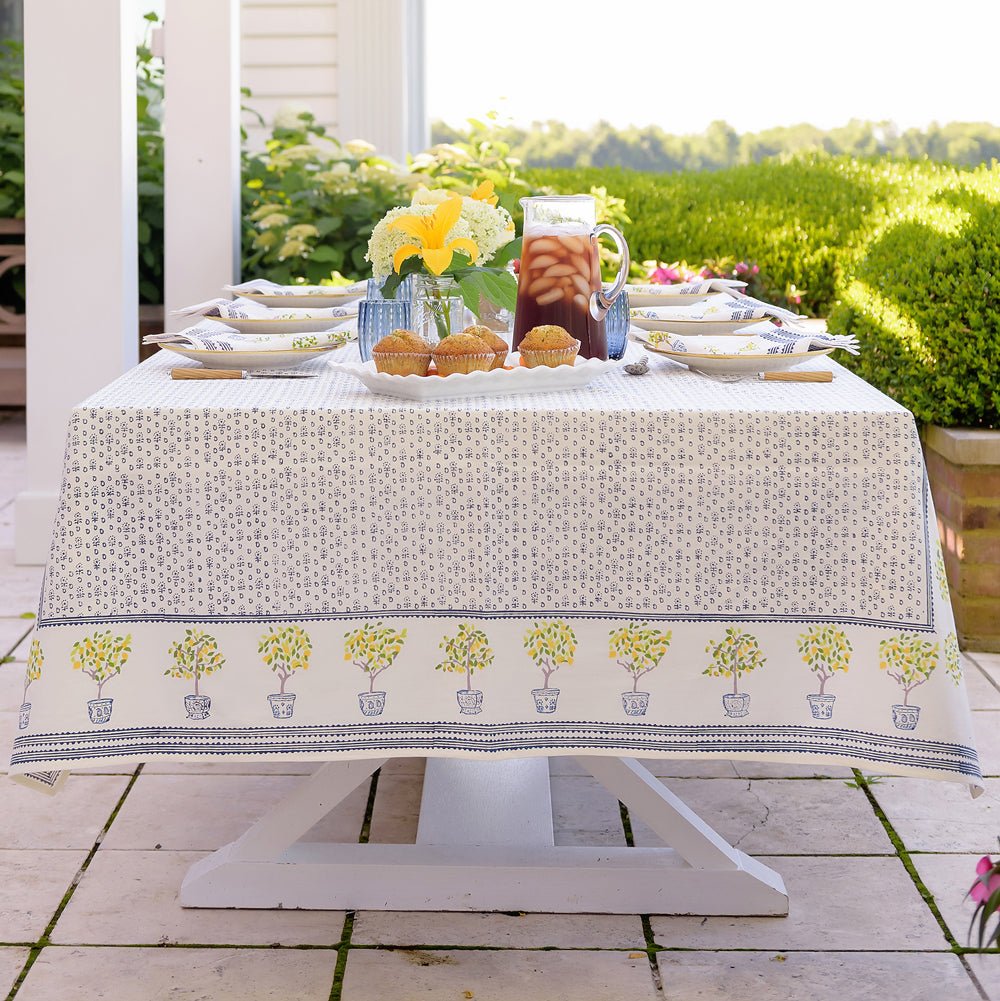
[527,157,945,316]
[829,165,1000,428]
[241,117,413,285]
[136,16,164,304]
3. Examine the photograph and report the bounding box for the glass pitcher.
[512,195,630,360]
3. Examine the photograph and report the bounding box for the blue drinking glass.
[357,299,412,361]
[605,289,630,360]
[367,275,414,301]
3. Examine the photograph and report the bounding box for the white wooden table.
[182,756,787,914]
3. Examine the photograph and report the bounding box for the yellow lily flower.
[389,195,479,275]
[470,179,499,207]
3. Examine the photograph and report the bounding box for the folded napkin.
[631,291,801,324]
[224,278,367,297]
[639,319,859,356]
[172,297,359,321]
[625,278,747,296]
[144,319,356,353]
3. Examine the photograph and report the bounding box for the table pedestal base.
[180,756,788,915]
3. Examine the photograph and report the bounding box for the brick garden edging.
[923,427,1000,652]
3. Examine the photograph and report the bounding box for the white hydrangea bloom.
[366,195,515,278]
[459,198,515,265]
[366,204,476,279]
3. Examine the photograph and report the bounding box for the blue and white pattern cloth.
[631,291,802,324]
[9,345,981,792]
[638,320,860,356]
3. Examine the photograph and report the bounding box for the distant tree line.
[430,118,1000,172]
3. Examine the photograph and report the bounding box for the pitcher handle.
[590,224,631,320]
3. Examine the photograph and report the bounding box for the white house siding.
[241,0,339,147]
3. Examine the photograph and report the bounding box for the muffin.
[372,329,432,376]
[518,325,580,368]
[432,332,494,376]
[463,324,509,370]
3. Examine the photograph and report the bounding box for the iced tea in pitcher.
[512,195,629,360]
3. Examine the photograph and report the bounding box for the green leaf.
[490,237,522,270]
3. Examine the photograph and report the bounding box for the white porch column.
[15,0,138,565]
[337,0,427,161]
[163,0,241,328]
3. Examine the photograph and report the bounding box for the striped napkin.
[624,278,747,297]
[143,319,356,353]
[172,297,359,321]
[637,320,859,356]
[631,291,802,324]
[224,278,367,297]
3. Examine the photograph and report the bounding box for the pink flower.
[734,261,749,275]
[970,856,1000,904]
[650,266,680,285]
[752,264,760,275]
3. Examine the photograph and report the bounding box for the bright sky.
[426,0,999,133]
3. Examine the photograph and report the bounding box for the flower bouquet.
[366,181,521,341]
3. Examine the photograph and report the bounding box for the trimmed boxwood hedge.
[530,156,1000,427]
[829,166,1000,428]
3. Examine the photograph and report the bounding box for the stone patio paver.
[0,551,42,616]
[550,775,627,846]
[629,778,892,855]
[731,760,855,779]
[51,850,346,946]
[340,948,660,1001]
[0,618,30,659]
[0,948,29,997]
[656,951,982,1001]
[649,856,948,950]
[15,946,338,1001]
[0,851,86,941]
[142,759,321,776]
[101,773,368,850]
[967,953,1000,1000]
[871,778,1000,852]
[351,910,646,949]
[909,852,1000,949]
[973,711,1000,777]
[0,774,130,849]
[965,660,1000,711]
[367,769,423,843]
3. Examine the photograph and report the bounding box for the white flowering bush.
[242,114,415,285]
[366,191,513,280]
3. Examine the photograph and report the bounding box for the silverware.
[171,368,317,381]
[697,369,834,384]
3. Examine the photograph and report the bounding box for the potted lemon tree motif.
[609,622,672,716]
[879,633,938,730]
[944,632,962,685]
[704,628,765,718]
[20,637,43,730]
[163,628,225,720]
[797,625,852,719]
[258,624,311,719]
[436,622,493,715]
[523,620,577,713]
[344,622,407,717]
[71,629,133,724]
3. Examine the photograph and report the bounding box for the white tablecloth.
[10,345,981,791]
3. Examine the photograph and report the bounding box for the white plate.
[329,353,618,400]
[236,290,364,308]
[630,316,758,336]
[160,342,348,371]
[643,341,834,376]
[213,313,357,335]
